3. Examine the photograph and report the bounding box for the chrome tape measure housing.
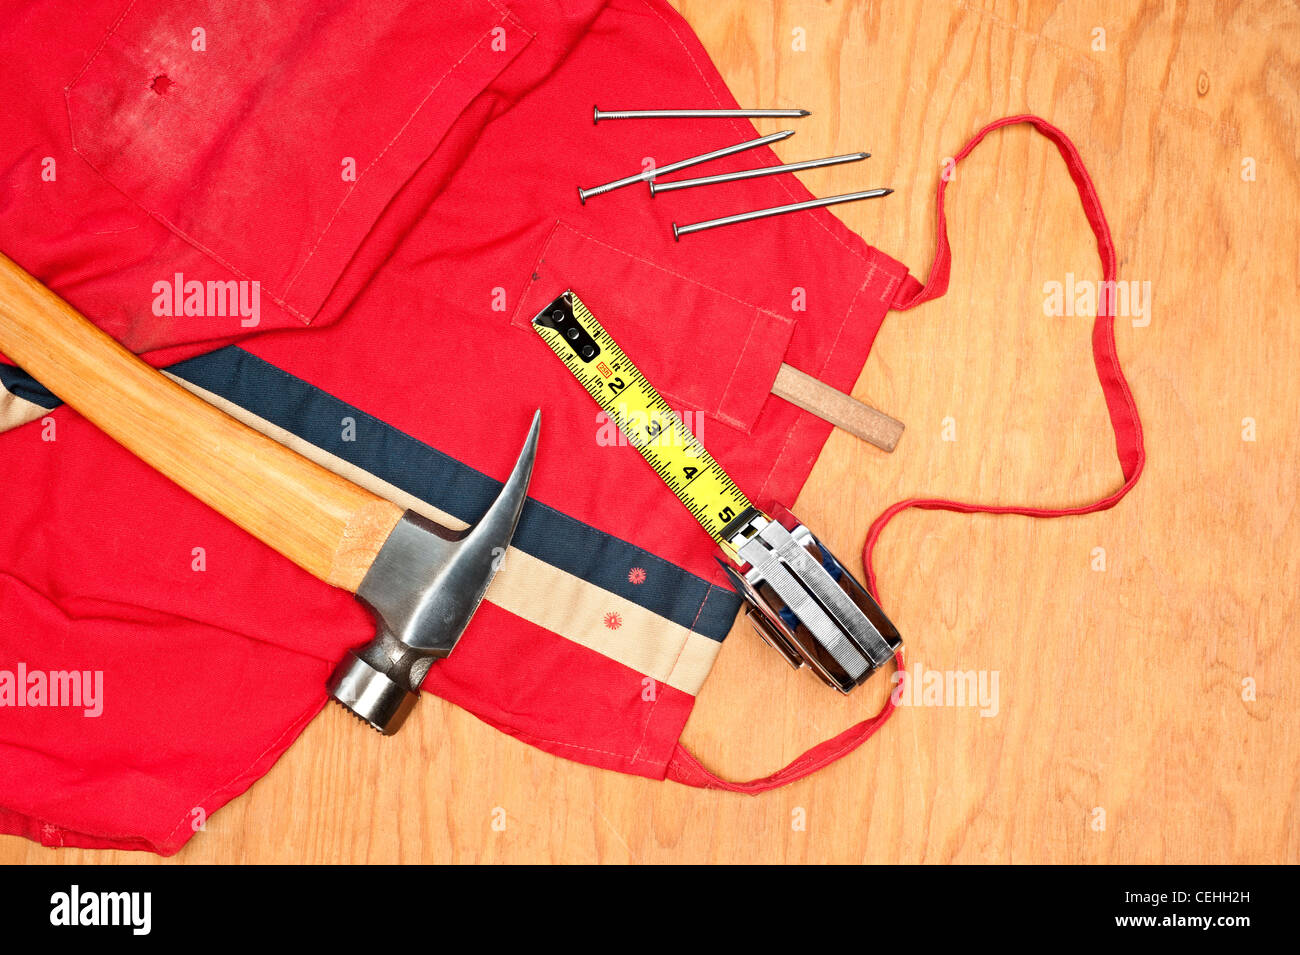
[719,507,901,692]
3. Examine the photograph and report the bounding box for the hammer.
[0,252,540,735]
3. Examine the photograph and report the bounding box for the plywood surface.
[3,0,1296,864]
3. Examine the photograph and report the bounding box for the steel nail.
[577,130,795,203]
[649,152,869,196]
[594,106,811,123]
[672,188,893,239]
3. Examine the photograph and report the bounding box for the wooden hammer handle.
[0,252,402,592]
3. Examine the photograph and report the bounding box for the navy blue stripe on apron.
[6,346,739,641]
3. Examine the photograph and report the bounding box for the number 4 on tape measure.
[530,289,902,693]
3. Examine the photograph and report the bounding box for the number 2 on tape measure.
[530,290,753,557]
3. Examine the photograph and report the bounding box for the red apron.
[0,0,1142,851]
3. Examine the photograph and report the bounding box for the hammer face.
[327,648,420,735]
[327,411,540,734]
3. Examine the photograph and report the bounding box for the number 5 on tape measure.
[530,290,902,693]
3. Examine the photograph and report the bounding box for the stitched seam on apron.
[160,698,323,849]
[282,14,514,299]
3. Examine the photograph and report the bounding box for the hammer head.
[327,411,540,734]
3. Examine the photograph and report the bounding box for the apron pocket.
[510,220,796,435]
[66,0,533,323]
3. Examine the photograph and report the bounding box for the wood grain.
[0,252,403,592]
[1,0,1296,864]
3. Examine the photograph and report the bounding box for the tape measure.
[530,290,757,560]
[530,288,902,692]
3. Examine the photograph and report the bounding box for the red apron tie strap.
[866,113,1145,594]
[669,114,1145,793]
[667,654,906,794]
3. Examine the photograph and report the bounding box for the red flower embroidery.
[628,567,647,585]
[604,611,623,630]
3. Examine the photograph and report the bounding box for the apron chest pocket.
[510,220,797,435]
[67,0,533,324]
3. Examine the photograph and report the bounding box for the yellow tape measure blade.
[530,290,755,556]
